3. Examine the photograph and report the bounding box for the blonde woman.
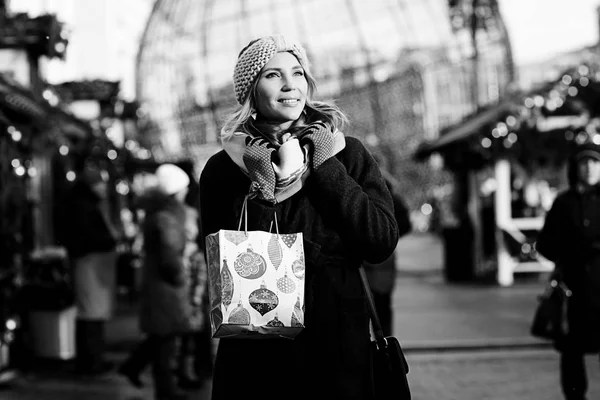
[199,35,399,400]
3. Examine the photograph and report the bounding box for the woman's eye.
[265,72,279,78]
[294,71,304,76]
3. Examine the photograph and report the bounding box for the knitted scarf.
[222,122,346,203]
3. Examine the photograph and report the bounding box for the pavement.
[2,232,600,399]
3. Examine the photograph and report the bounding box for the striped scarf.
[222,122,346,203]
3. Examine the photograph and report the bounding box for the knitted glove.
[242,136,277,202]
[299,122,335,170]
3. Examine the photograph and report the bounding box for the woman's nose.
[281,75,296,91]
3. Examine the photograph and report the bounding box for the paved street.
[2,233,599,399]
[5,347,600,400]
[406,348,600,400]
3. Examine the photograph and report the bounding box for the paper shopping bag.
[205,222,306,339]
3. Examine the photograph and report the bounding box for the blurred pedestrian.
[537,142,600,400]
[174,205,208,390]
[199,34,399,400]
[118,163,191,400]
[363,170,411,336]
[63,165,119,375]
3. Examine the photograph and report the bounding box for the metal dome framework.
[136,0,513,172]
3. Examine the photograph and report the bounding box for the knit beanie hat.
[155,163,190,195]
[233,35,310,105]
[573,142,600,163]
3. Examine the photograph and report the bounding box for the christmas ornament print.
[291,312,303,327]
[210,307,223,329]
[221,259,233,310]
[206,236,222,309]
[292,258,305,280]
[281,233,297,248]
[266,316,284,327]
[276,272,296,294]
[267,234,283,270]
[228,301,251,324]
[291,295,304,327]
[206,234,219,262]
[234,247,267,279]
[224,231,247,246]
[249,282,279,316]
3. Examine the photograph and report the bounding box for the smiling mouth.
[279,99,300,105]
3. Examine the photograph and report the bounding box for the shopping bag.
[205,198,306,339]
[530,279,571,340]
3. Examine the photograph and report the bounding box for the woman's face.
[255,52,308,128]
[577,157,600,186]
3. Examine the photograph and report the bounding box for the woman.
[537,142,600,400]
[63,166,119,375]
[119,163,191,400]
[199,35,399,400]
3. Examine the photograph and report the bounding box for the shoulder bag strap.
[358,265,387,347]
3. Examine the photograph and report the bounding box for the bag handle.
[268,212,280,235]
[237,195,280,238]
[358,265,387,349]
[237,195,249,233]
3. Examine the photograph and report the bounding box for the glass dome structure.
[136,0,512,180]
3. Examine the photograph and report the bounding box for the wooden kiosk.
[416,62,600,286]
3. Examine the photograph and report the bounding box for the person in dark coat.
[62,166,119,375]
[537,142,600,400]
[199,35,399,400]
[363,170,412,336]
[119,163,191,400]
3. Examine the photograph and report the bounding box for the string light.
[11,130,22,142]
[14,166,26,176]
[469,62,600,163]
[107,149,117,160]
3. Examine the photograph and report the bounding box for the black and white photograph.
[1,0,600,399]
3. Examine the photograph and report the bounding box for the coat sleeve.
[389,181,412,238]
[198,154,243,252]
[155,211,185,286]
[304,138,399,263]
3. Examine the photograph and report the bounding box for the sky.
[499,0,600,65]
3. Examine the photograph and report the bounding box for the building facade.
[136,0,513,207]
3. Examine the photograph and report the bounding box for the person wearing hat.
[61,165,120,375]
[199,35,399,400]
[537,142,600,400]
[118,163,192,400]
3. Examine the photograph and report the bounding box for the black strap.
[358,265,387,348]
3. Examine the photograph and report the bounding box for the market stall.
[416,60,600,286]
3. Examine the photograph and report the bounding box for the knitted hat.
[573,142,600,162]
[155,164,190,195]
[233,35,310,105]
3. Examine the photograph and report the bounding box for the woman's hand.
[273,138,305,178]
